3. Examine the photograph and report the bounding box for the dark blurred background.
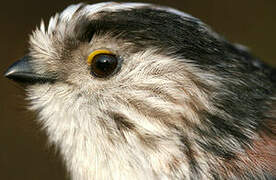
[0,0,275,179]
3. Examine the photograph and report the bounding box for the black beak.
[4,55,55,84]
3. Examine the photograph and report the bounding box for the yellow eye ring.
[87,49,114,65]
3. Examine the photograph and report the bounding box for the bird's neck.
[56,121,173,180]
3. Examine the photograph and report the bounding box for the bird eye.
[87,50,118,78]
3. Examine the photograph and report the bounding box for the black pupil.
[91,54,118,77]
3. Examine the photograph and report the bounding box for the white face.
[23,2,228,180]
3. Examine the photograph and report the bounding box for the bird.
[4,2,276,180]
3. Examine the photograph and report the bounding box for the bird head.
[5,2,276,179]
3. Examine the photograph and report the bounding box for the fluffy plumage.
[5,2,276,180]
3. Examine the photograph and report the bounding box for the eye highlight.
[87,50,119,78]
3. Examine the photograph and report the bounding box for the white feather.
[43,2,197,35]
